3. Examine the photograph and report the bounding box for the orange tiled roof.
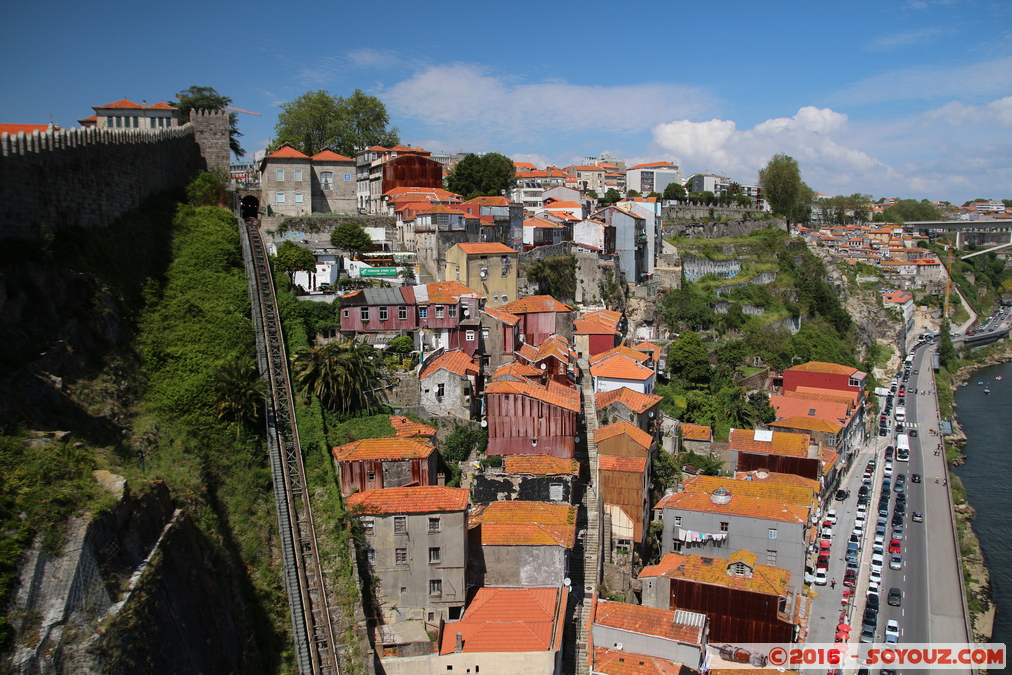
[592,600,705,645]
[782,389,855,408]
[593,648,686,675]
[425,279,482,303]
[595,421,653,450]
[470,501,577,547]
[420,349,479,380]
[574,319,619,335]
[770,416,843,434]
[599,455,648,473]
[465,195,512,206]
[504,454,580,476]
[633,341,663,362]
[481,307,520,325]
[627,161,679,170]
[146,101,175,110]
[680,475,816,509]
[517,335,576,365]
[590,345,650,365]
[594,387,662,414]
[332,437,435,462]
[311,149,353,162]
[266,143,310,159]
[346,486,468,514]
[794,385,859,405]
[389,416,436,438]
[786,361,859,376]
[680,424,712,441]
[95,98,144,109]
[732,470,821,493]
[770,395,849,425]
[485,377,581,412]
[437,586,564,654]
[821,446,840,470]
[455,242,517,255]
[499,295,572,314]
[653,491,809,524]
[591,357,654,381]
[0,123,55,135]
[490,361,543,381]
[639,551,791,597]
[728,428,810,458]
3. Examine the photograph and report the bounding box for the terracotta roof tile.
[592,600,705,645]
[489,361,543,381]
[0,123,54,135]
[680,475,816,509]
[595,421,653,449]
[591,356,655,381]
[469,501,577,547]
[516,335,576,366]
[782,389,856,408]
[590,345,650,365]
[485,377,581,412]
[481,306,521,326]
[574,319,620,335]
[633,341,663,362]
[420,349,479,380]
[346,486,468,514]
[438,587,564,655]
[266,143,310,159]
[594,387,662,414]
[332,437,435,462]
[599,455,648,473]
[146,101,175,110]
[732,470,821,493]
[770,416,843,434]
[786,361,859,376]
[96,98,144,109]
[793,385,860,404]
[770,395,849,425]
[592,648,687,675]
[640,551,792,597]
[627,161,679,170]
[389,416,436,438]
[499,295,572,314]
[311,149,353,162]
[454,242,517,255]
[504,454,580,476]
[424,280,482,303]
[680,424,712,441]
[653,491,809,524]
[728,428,811,458]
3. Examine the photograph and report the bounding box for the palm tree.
[212,356,269,437]
[292,338,384,413]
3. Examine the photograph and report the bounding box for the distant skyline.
[2,0,1010,205]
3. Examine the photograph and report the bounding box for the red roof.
[593,648,686,675]
[499,295,572,314]
[332,437,435,462]
[728,428,811,458]
[482,307,520,326]
[485,378,581,412]
[311,149,353,162]
[420,349,479,380]
[465,195,511,206]
[590,345,650,365]
[469,501,577,547]
[425,280,482,303]
[627,161,679,170]
[592,600,705,645]
[594,387,662,414]
[599,455,648,473]
[454,242,518,255]
[95,98,144,109]
[0,124,54,135]
[266,143,310,159]
[574,319,619,335]
[680,424,712,441]
[146,101,175,110]
[504,454,580,476]
[490,362,543,381]
[595,421,653,449]
[438,587,565,654]
[346,486,468,514]
[591,357,654,381]
[389,416,436,438]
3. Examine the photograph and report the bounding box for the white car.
[821,527,833,541]
[884,464,893,478]
[874,532,886,547]
[826,509,838,525]
[885,619,900,644]
[815,568,828,586]
[871,553,884,574]
[867,580,881,596]
[869,568,883,586]
[857,503,868,515]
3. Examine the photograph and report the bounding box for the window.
[501,295,508,303]
[360,307,370,321]
[295,193,303,203]
[379,306,388,321]
[276,193,285,203]
[294,169,303,182]
[394,516,407,534]
[395,548,408,565]
[429,579,442,596]
[367,548,376,565]
[549,483,564,501]
[435,306,445,319]
[436,383,445,398]
[367,471,376,481]
[720,522,729,532]
[466,330,475,342]
[361,518,374,535]
[321,171,333,190]
[768,528,778,540]
[429,547,441,564]
[150,118,156,128]
[482,328,490,341]
[672,539,684,552]
[766,550,777,565]
[673,516,682,527]
[419,307,428,319]
[343,309,349,318]
[276,169,284,182]
[398,306,408,320]
[428,516,441,533]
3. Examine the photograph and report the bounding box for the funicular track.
[240,216,340,675]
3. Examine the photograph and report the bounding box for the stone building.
[443,242,519,308]
[79,98,180,130]
[259,143,356,216]
[419,349,480,419]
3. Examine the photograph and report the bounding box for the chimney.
[142,100,147,107]
[455,632,463,653]
[437,472,446,486]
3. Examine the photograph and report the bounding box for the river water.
[952,360,1012,645]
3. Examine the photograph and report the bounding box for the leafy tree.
[525,255,577,302]
[185,169,230,207]
[938,320,957,368]
[275,240,316,276]
[387,336,414,354]
[274,89,400,157]
[292,338,384,412]
[445,152,516,199]
[442,424,487,464]
[679,451,723,476]
[211,356,268,437]
[668,331,712,385]
[659,284,715,331]
[662,182,686,201]
[627,189,641,198]
[173,85,245,157]
[647,191,661,199]
[398,267,416,284]
[586,190,599,200]
[882,199,942,224]
[758,153,812,224]
[330,221,374,256]
[600,188,623,204]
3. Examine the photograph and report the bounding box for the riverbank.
[942,340,1012,643]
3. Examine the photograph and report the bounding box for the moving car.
[912,473,921,483]
[890,553,902,570]
[888,587,902,606]
[913,511,923,523]
[835,489,850,502]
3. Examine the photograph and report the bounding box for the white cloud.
[867,26,950,51]
[831,55,1012,106]
[382,64,712,143]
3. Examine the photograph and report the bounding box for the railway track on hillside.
[240,216,340,675]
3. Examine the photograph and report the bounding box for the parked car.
[866,592,880,611]
[885,619,900,644]
[815,568,829,585]
[844,569,858,587]
[888,587,902,606]
[871,553,884,574]
[889,538,902,554]
[890,554,902,570]
[826,509,838,525]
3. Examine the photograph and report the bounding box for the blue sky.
[3,0,1011,204]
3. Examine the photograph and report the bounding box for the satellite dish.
[480,420,488,428]
[541,363,548,370]
[564,578,572,587]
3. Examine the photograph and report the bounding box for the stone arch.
[240,195,260,219]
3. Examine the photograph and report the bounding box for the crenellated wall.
[0,110,230,240]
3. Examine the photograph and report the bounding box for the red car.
[844,569,857,588]
[820,540,832,553]
[889,538,902,554]
[817,554,830,570]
